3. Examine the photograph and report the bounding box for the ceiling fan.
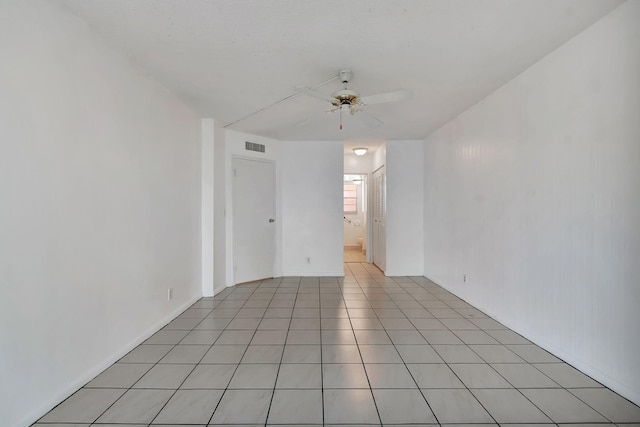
[295,70,411,130]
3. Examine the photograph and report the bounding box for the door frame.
[231,155,277,285]
[372,164,386,272]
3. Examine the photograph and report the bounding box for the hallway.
[35,264,640,425]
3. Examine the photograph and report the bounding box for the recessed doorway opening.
[344,173,367,263]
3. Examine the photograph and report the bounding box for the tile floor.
[34,262,640,426]
[344,247,367,263]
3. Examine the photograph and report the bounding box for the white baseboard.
[282,271,344,277]
[18,295,200,427]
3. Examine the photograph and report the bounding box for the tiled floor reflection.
[35,263,640,426]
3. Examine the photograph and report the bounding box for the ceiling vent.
[245,141,265,153]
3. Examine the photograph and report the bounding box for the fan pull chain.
[339,109,343,130]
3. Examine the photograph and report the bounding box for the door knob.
[269,218,275,223]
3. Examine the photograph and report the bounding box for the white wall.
[385,141,424,276]
[213,122,227,293]
[224,130,283,284]
[201,119,215,296]
[282,141,344,276]
[0,2,202,426]
[423,1,640,405]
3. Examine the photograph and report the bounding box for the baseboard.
[282,271,344,277]
[18,295,200,427]
[213,283,227,295]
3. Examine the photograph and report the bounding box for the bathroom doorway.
[343,173,367,263]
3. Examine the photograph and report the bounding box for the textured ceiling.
[57,0,623,142]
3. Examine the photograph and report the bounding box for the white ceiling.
[57,0,623,143]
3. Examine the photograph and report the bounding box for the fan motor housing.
[332,89,360,106]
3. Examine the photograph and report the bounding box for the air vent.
[245,141,265,153]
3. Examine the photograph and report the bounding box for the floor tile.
[422,389,494,423]
[322,344,362,363]
[387,329,427,344]
[133,363,194,388]
[507,345,561,363]
[491,363,559,388]
[251,330,288,345]
[216,330,255,345]
[380,318,416,329]
[521,388,608,423]
[350,318,384,329]
[449,363,513,388]
[276,363,322,388]
[194,318,231,330]
[228,363,279,389]
[119,344,173,363]
[323,389,380,424]
[354,329,393,344]
[258,318,291,330]
[181,364,237,389]
[366,363,417,388]
[421,330,464,344]
[85,363,152,388]
[145,330,190,344]
[373,388,437,424]
[359,344,403,363]
[322,329,357,344]
[96,389,174,424]
[432,344,485,363]
[533,363,603,388]
[570,388,640,422]
[152,389,222,424]
[323,363,370,388]
[408,364,465,388]
[39,389,125,423]
[201,344,247,364]
[163,318,202,330]
[286,329,321,344]
[470,318,507,330]
[289,318,321,329]
[180,330,222,345]
[487,329,530,344]
[159,345,210,364]
[282,344,321,363]
[396,344,444,363]
[440,318,478,329]
[469,344,525,363]
[471,389,552,423]
[210,389,273,424]
[267,389,323,424]
[240,345,284,363]
[226,318,261,330]
[453,330,500,344]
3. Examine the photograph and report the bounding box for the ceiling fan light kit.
[295,69,411,130]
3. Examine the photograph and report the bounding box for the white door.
[233,157,275,284]
[373,166,386,272]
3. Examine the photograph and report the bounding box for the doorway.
[343,174,367,263]
[232,156,276,284]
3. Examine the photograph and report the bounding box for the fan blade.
[359,89,412,105]
[355,110,384,128]
[295,86,338,104]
